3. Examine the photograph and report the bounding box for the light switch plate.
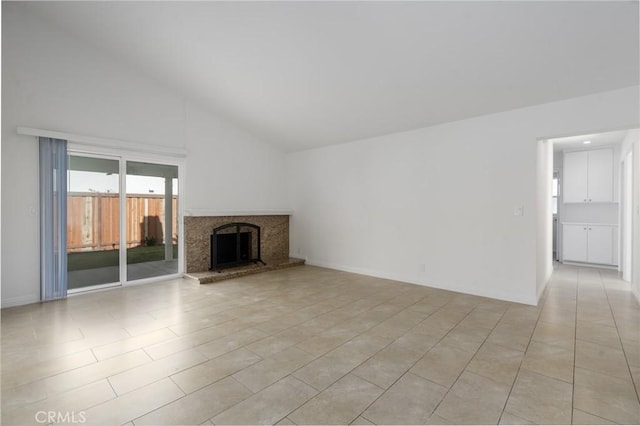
[513,206,524,216]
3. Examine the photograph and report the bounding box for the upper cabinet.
[585,149,614,202]
[563,148,613,203]
[563,151,588,202]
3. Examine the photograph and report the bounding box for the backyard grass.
[68,245,178,271]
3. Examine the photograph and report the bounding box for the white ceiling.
[21,1,639,152]
[550,129,631,152]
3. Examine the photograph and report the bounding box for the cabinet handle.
[589,199,592,202]
[583,227,587,230]
[584,199,587,202]
[589,228,592,230]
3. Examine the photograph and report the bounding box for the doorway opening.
[547,129,637,280]
[622,151,633,282]
[552,171,560,261]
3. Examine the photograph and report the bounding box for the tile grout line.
[97,375,190,425]
[235,293,421,393]
[425,309,508,422]
[208,373,318,425]
[496,262,578,424]
[142,289,347,361]
[286,328,398,394]
[351,299,474,423]
[285,295,450,422]
[119,376,188,425]
[164,350,263,396]
[167,283,349,341]
[1,349,102,394]
[570,266,580,425]
[247,290,399,358]
[496,284,554,426]
[359,302,509,424]
[196,293,428,423]
[600,269,640,405]
[4,265,638,425]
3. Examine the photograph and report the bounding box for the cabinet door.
[563,224,588,262]
[563,151,589,202]
[587,225,613,265]
[587,149,613,202]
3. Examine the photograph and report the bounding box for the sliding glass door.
[126,161,179,281]
[67,154,121,290]
[66,153,181,291]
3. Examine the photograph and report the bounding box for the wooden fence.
[67,193,178,252]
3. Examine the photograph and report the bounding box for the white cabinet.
[587,225,614,265]
[563,224,588,262]
[562,223,615,265]
[587,149,614,202]
[563,148,613,203]
[563,151,589,203]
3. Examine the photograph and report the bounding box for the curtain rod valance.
[17,127,187,158]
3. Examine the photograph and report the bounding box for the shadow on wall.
[141,216,163,247]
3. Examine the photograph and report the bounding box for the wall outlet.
[419,263,426,273]
[513,206,524,216]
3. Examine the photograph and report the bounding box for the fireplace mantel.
[184,209,293,217]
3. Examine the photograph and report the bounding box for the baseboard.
[536,278,549,305]
[535,266,553,305]
[305,259,407,283]
[561,261,619,270]
[304,258,536,306]
[1,294,39,308]
[289,253,309,262]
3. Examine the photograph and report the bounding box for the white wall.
[621,150,633,280]
[1,4,288,307]
[536,140,553,300]
[620,129,640,302]
[554,150,564,262]
[562,203,620,225]
[635,138,640,304]
[287,87,640,305]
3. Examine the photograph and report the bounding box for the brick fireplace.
[184,214,294,277]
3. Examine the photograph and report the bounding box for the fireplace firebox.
[210,222,265,271]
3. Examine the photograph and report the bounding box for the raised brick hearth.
[183,214,304,283]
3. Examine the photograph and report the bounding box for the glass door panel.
[67,155,120,289]
[126,161,179,281]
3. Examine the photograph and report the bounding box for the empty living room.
[2,1,639,425]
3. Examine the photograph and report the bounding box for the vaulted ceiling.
[21,1,640,151]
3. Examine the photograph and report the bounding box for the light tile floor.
[2,264,639,425]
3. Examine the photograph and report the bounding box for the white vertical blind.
[39,137,68,300]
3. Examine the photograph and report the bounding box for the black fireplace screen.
[210,222,265,271]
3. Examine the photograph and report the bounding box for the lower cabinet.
[562,223,616,265]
